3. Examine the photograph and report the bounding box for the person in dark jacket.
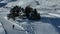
[28,9,41,20]
[7,5,21,20]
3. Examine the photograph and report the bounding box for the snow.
[58,26,60,28]
[4,16,25,30]
[48,13,60,17]
[32,23,59,34]
[0,16,28,34]
[0,23,5,34]
[0,14,59,34]
[0,16,59,34]
[5,0,24,7]
[0,0,60,34]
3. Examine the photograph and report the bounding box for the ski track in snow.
[48,13,60,17]
[0,0,60,34]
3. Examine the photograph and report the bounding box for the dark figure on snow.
[7,5,41,20]
[7,5,21,20]
[28,9,41,20]
[10,6,21,17]
[24,6,33,18]
[12,25,14,29]
[7,5,25,20]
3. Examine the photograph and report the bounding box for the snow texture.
[0,0,60,34]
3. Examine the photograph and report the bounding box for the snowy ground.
[0,0,60,34]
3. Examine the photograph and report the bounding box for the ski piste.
[0,16,59,34]
[0,0,60,34]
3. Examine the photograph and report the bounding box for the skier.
[7,5,21,20]
[12,25,15,29]
[24,6,33,18]
[28,8,41,20]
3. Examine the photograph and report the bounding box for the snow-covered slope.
[0,16,28,34]
[0,22,5,34]
[0,0,60,34]
[0,16,59,34]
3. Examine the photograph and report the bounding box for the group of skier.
[7,5,41,20]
